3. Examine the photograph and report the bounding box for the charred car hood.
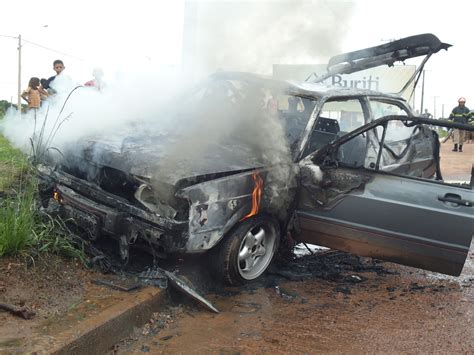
[76,134,266,183]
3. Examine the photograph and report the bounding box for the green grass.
[0,172,85,260]
[0,134,28,192]
[0,175,37,255]
[437,129,449,138]
[0,134,85,261]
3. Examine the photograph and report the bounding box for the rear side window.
[371,100,412,142]
[370,100,409,119]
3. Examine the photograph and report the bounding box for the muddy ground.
[439,137,473,181]
[115,241,474,354]
[0,255,98,348]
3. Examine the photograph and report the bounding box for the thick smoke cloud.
[0,71,186,154]
[184,0,356,78]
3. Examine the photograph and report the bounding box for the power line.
[22,38,84,61]
[0,34,18,39]
[1,34,84,61]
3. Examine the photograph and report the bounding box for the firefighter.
[448,97,470,152]
[468,108,474,143]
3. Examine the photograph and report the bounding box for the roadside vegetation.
[0,135,28,191]
[0,127,84,261]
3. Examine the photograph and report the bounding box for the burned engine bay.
[38,74,303,260]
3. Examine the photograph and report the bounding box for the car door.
[295,116,473,276]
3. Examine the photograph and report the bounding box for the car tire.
[211,216,280,286]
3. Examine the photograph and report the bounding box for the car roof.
[210,71,407,102]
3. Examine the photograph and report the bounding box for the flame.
[241,172,264,221]
[53,189,62,203]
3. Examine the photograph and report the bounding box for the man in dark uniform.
[448,97,470,152]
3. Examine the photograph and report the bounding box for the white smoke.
[0,0,356,187]
[0,69,187,155]
[183,0,356,78]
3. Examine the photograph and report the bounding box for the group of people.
[448,97,472,152]
[21,59,66,110]
[21,60,104,111]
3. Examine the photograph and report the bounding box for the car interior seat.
[336,134,367,168]
[303,117,340,156]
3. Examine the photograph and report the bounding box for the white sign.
[273,64,416,101]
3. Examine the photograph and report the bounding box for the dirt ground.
[0,255,96,348]
[439,139,473,181]
[117,241,474,354]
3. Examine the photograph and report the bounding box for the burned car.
[38,34,473,285]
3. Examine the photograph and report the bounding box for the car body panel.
[296,116,473,276]
[296,172,472,276]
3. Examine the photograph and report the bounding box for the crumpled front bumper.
[38,165,189,253]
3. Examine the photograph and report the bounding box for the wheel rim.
[237,222,277,280]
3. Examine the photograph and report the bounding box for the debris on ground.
[138,267,168,289]
[0,302,35,320]
[93,278,142,292]
[165,271,219,314]
[269,250,394,285]
[274,285,298,300]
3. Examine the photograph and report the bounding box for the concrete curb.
[32,287,166,355]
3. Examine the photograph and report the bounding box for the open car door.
[295,116,473,276]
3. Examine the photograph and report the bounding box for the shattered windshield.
[174,78,316,154]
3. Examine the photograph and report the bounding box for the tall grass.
[0,88,86,260]
[0,161,85,261]
[0,135,28,191]
[0,172,85,260]
[0,173,37,256]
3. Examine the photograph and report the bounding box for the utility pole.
[17,34,22,115]
[432,96,439,118]
[442,104,445,118]
[420,70,425,113]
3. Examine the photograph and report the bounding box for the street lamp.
[420,70,425,113]
[419,69,432,114]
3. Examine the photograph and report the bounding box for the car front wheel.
[211,216,279,286]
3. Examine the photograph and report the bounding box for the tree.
[0,100,10,119]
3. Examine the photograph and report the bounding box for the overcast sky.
[0,0,472,116]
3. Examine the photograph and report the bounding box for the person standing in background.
[21,77,48,110]
[448,97,470,152]
[41,59,65,94]
[84,67,105,90]
[421,109,433,119]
